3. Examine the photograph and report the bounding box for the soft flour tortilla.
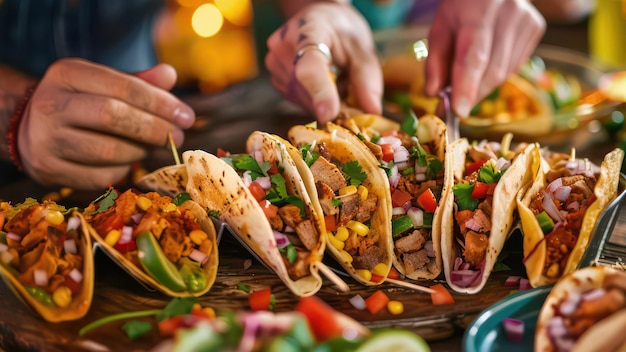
[135,164,188,198]
[333,113,447,280]
[287,124,394,286]
[518,148,624,288]
[440,139,539,294]
[0,205,94,322]
[535,266,626,352]
[87,199,219,298]
[183,136,327,297]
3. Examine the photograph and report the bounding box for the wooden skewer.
[385,278,436,294]
[316,262,350,293]
[168,132,181,166]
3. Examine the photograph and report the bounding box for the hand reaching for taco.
[0,199,94,322]
[84,188,219,297]
[518,148,624,287]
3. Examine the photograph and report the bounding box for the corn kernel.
[104,229,121,246]
[52,285,72,308]
[136,196,152,211]
[163,203,177,212]
[203,307,216,318]
[335,227,349,241]
[387,301,404,315]
[372,263,389,277]
[356,269,372,281]
[189,230,208,245]
[199,238,213,255]
[346,220,369,236]
[327,232,345,250]
[192,303,203,311]
[357,185,368,201]
[338,250,353,263]
[45,210,65,226]
[338,185,357,196]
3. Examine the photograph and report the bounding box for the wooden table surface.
[1,19,625,352]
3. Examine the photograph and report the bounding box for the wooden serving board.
[0,228,525,352]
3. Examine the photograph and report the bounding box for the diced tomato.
[248,181,266,202]
[387,266,402,280]
[365,290,390,314]
[258,200,278,219]
[158,315,184,337]
[417,188,438,213]
[392,189,413,208]
[114,240,137,254]
[487,182,497,196]
[267,162,279,175]
[94,213,124,236]
[470,182,489,200]
[465,160,487,176]
[371,274,385,283]
[430,283,455,305]
[191,308,212,319]
[382,130,398,137]
[216,147,229,158]
[64,276,81,295]
[381,144,395,162]
[296,296,344,342]
[324,215,337,232]
[249,288,273,311]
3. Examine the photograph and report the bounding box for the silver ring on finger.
[293,43,332,65]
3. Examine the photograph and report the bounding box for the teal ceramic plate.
[463,285,553,352]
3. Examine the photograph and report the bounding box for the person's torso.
[0,0,165,76]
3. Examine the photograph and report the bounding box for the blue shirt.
[0,0,164,77]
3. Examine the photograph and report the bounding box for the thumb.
[133,63,178,90]
[295,52,340,124]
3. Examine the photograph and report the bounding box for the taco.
[84,188,219,297]
[181,131,330,297]
[332,113,447,280]
[440,135,539,293]
[535,266,626,352]
[517,148,624,287]
[0,199,94,322]
[286,124,394,285]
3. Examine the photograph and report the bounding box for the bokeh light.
[215,0,253,26]
[192,4,224,38]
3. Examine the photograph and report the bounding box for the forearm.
[278,0,350,18]
[0,64,37,160]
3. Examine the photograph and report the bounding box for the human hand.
[425,0,546,117]
[266,2,382,123]
[17,58,195,189]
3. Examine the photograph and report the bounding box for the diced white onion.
[349,294,367,310]
[553,186,572,202]
[64,239,77,254]
[119,226,134,244]
[33,269,48,287]
[559,291,581,316]
[504,276,521,287]
[273,231,290,247]
[242,171,252,187]
[6,233,21,242]
[66,216,81,231]
[582,288,605,301]
[495,157,511,171]
[189,249,209,267]
[388,165,400,189]
[255,176,272,190]
[542,191,564,222]
[450,269,480,287]
[377,136,402,148]
[407,207,424,227]
[502,318,524,342]
[131,213,144,224]
[69,268,83,283]
[393,146,410,163]
[392,207,406,216]
[546,178,563,193]
[253,150,265,165]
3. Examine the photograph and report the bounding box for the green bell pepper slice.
[136,232,186,292]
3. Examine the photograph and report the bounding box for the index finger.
[294,46,340,123]
[48,58,195,128]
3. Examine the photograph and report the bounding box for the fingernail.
[455,97,471,118]
[174,106,195,128]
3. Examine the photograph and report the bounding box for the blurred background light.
[192,4,223,38]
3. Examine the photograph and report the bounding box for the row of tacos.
[0,189,221,322]
[137,110,624,298]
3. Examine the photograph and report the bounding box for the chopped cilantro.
[173,192,192,206]
[331,198,342,207]
[237,282,251,293]
[122,321,152,340]
[410,145,443,179]
[478,163,502,184]
[381,160,395,177]
[342,161,367,186]
[400,166,414,176]
[156,297,197,322]
[453,182,479,211]
[400,109,418,136]
[279,244,298,264]
[300,144,320,167]
[229,154,267,179]
[267,174,288,201]
[208,210,220,218]
[96,188,118,212]
[371,134,381,144]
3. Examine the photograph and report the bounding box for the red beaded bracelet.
[6,85,37,171]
